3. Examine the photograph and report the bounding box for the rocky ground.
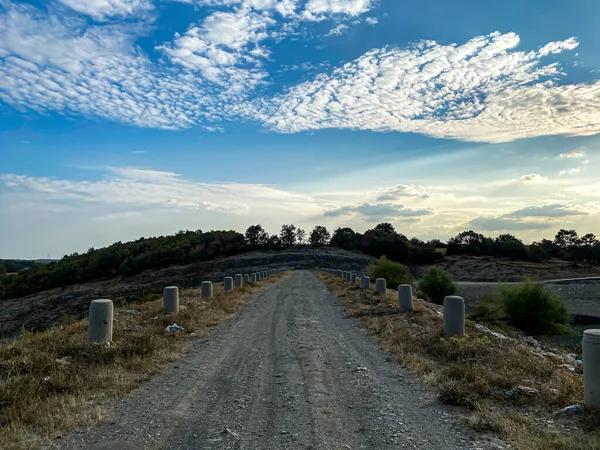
[51,271,502,450]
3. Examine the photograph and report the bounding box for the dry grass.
[0,273,286,449]
[316,272,600,450]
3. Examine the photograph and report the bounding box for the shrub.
[469,295,503,326]
[419,266,458,304]
[366,256,412,289]
[497,280,571,335]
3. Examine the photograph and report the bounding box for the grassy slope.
[316,272,600,450]
[0,273,287,450]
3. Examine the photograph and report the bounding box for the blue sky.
[1,0,600,259]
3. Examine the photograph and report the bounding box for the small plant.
[497,279,571,335]
[419,266,457,304]
[470,295,503,326]
[366,256,412,289]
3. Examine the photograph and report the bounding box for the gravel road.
[54,271,500,450]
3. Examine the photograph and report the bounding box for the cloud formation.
[324,202,433,221]
[257,32,600,143]
[1,2,600,144]
[467,216,554,231]
[57,0,154,21]
[375,184,430,201]
[507,203,588,217]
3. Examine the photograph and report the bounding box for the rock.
[508,385,538,396]
[557,404,583,415]
[562,354,577,364]
[163,323,185,335]
[55,356,72,365]
[126,309,141,315]
[558,364,576,372]
[524,336,540,348]
[576,359,583,367]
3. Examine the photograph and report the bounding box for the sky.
[1,0,600,259]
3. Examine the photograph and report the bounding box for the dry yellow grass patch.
[0,273,286,450]
[316,272,600,450]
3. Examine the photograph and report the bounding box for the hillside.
[0,247,374,337]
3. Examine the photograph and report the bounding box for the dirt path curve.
[54,271,498,450]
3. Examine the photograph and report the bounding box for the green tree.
[374,222,395,233]
[245,224,269,247]
[309,225,331,246]
[280,224,297,247]
[367,256,413,289]
[330,227,362,250]
[419,266,458,304]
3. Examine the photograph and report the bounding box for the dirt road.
[54,271,498,450]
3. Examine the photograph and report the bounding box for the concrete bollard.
[251,273,257,282]
[235,274,243,287]
[88,299,113,343]
[351,273,357,284]
[163,286,179,313]
[244,274,250,284]
[443,296,465,337]
[201,281,213,298]
[224,277,234,292]
[375,278,386,294]
[398,284,413,312]
[342,271,347,280]
[583,329,600,408]
[361,276,370,289]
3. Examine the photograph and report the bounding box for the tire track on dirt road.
[54,271,501,450]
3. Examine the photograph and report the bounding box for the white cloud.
[157,8,275,95]
[325,23,349,36]
[324,202,433,221]
[538,37,579,57]
[376,184,430,201]
[559,167,581,176]
[519,173,548,183]
[507,203,588,217]
[558,150,586,158]
[57,0,154,21]
[365,16,377,26]
[467,216,554,231]
[256,32,600,143]
[302,0,374,21]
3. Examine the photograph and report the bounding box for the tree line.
[0,224,598,300]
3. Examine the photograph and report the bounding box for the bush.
[419,266,458,304]
[497,280,571,335]
[470,295,503,326]
[366,256,412,289]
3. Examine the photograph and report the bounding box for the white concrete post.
[163,286,179,313]
[398,284,413,312]
[251,273,257,282]
[583,329,600,408]
[443,296,465,337]
[201,281,213,298]
[375,278,386,294]
[88,299,113,343]
[342,271,347,280]
[351,273,357,284]
[361,276,370,289]
[224,277,233,292]
[235,274,243,287]
[243,274,250,284]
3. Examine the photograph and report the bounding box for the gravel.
[52,271,502,450]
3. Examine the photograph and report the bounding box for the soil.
[51,271,501,450]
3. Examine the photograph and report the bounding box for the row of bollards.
[318,266,600,408]
[88,268,287,344]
